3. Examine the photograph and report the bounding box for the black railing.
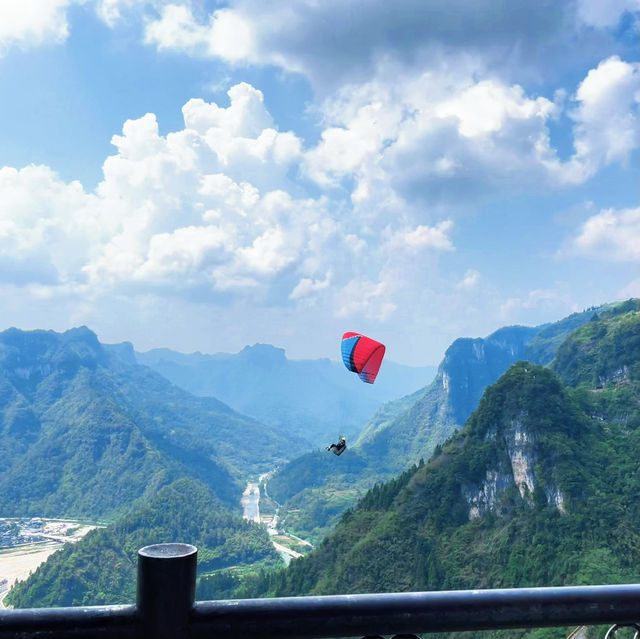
[0,544,638,639]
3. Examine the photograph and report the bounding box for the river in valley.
[242,477,310,565]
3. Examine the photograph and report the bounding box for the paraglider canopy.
[341,332,386,384]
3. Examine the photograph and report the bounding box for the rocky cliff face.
[462,410,566,521]
[356,325,541,470]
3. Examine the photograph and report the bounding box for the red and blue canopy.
[341,332,386,384]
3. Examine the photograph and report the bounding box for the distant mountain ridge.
[135,343,437,445]
[0,326,301,518]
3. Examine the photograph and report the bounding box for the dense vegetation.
[213,303,639,639]
[266,305,608,542]
[0,327,299,517]
[6,478,280,607]
[4,301,637,635]
[255,363,638,598]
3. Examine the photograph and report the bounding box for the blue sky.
[0,0,638,366]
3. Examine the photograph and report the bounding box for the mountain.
[355,306,608,472]
[135,344,436,446]
[0,327,302,518]
[248,304,639,607]
[263,305,611,542]
[6,478,280,608]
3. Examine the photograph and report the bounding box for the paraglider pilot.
[327,436,347,456]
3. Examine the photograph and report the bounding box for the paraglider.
[341,331,386,384]
[326,332,386,458]
[326,436,347,456]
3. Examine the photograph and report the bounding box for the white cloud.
[144,4,255,62]
[570,206,640,261]
[300,55,639,212]
[388,222,454,252]
[336,277,397,321]
[1,84,397,320]
[562,57,640,183]
[457,270,480,289]
[289,271,332,300]
[0,165,102,286]
[577,0,639,28]
[0,0,78,55]
[94,0,151,27]
[138,1,625,91]
[304,65,563,210]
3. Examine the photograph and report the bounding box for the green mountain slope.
[262,363,638,599]
[242,305,639,613]
[0,327,302,517]
[6,478,280,608]
[265,305,610,543]
[356,307,605,471]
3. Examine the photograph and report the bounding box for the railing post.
[137,543,197,639]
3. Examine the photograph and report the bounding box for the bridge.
[0,543,638,639]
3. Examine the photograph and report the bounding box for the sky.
[0,0,638,366]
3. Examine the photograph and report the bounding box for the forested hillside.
[6,479,279,607]
[233,303,639,633]
[266,305,610,542]
[0,327,302,517]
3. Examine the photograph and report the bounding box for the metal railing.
[0,543,638,639]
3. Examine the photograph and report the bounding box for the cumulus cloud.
[0,0,78,55]
[3,56,636,322]
[569,206,640,261]
[563,57,640,183]
[82,87,334,296]
[388,222,454,252]
[3,82,459,324]
[0,165,101,286]
[138,0,624,89]
[144,4,255,62]
[290,271,332,300]
[301,57,636,211]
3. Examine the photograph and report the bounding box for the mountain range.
[265,304,614,541]
[239,301,639,637]
[0,327,303,517]
[4,300,638,620]
[135,344,436,446]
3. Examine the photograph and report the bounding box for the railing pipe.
[0,604,138,639]
[191,584,640,639]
